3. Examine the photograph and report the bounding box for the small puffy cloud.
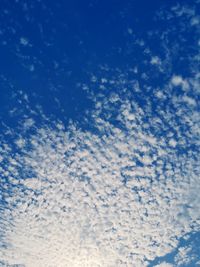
[20,37,29,46]
[127,28,133,35]
[171,75,189,91]
[168,138,177,148]
[182,95,196,106]
[150,56,161,65]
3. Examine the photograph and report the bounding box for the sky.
[0,0,200,266]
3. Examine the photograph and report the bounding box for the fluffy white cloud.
[0,74,199,266]
[154,263,173,267]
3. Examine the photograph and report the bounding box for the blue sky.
[0,1,200,266]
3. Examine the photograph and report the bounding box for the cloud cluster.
[0,76,199,267]
[0,1,200,267]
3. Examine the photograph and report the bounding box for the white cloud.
[0,1,200,267]
[150,56,161,65]
[171,75,189,90]
[154,263,173,267]
[0,77,199,266]
[20,37,29,46]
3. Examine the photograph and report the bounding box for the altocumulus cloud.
[0,2,200,267]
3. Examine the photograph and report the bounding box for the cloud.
[0,71,199,266]
[0,1,200,267]
[154,263,173,267]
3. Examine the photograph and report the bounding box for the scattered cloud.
[0,1,200,267]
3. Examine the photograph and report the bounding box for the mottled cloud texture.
[0,2,200,267]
